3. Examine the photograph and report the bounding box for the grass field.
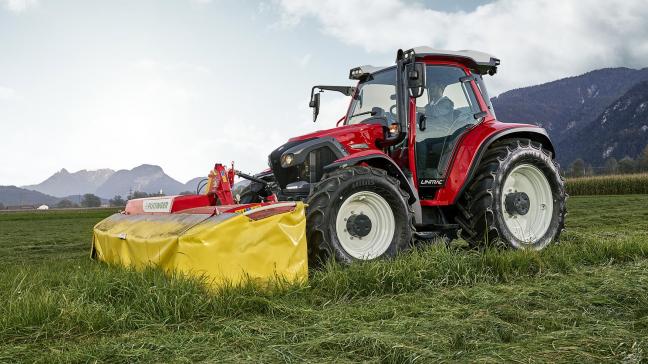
[1,196,648,363]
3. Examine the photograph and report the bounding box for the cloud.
[258,1,270,14]
[132,59,213,75]
[1,0,37,13]
[0,86,16,100]
[297,53,312,68]
[277,0,648,94]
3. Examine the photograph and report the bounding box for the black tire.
[306,166,414,264]
[232,179,276,204]
[238,183,264,204]
[455,138,566,249]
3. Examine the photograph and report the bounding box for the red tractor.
[234,47,566,263]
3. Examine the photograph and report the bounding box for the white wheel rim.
[501,164,554,245]
[335,191,395,260]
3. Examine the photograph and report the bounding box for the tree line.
[566,145,648,177]
[54,194,105,208]
[2,187,197,211]
[53,191,175,209]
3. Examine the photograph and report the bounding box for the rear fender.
[324,150,419,205]
[445,125,555,205]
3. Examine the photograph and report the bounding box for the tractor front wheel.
[306,166,413,264]
[456,138,566,250]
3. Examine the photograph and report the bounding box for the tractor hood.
[268,123,386,190]
[288,123,384,153]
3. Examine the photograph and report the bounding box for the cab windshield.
[346,68,397,125]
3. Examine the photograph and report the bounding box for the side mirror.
[418,114,427,131]
[406,62,426,98]
[309,92,320,122]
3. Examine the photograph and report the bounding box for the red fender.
[324,150,418,204]
[422,122,553,206]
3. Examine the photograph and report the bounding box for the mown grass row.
[566,173,648,196]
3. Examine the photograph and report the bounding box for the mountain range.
[492,67,648,166]
[0,186,109,207]
[3,66,648,206]
[4,165,204,205]
[23,168,115,197]
[94,164,197,199]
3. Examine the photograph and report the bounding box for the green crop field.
[1,196,648,363]
[566,173,648,196]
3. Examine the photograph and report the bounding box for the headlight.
[281,153,295,167]
[388,123,400,135]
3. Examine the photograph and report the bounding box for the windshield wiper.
[349,110,377,119]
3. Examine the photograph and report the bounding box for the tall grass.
[1,236,648,362]
[567,173,648,195]
[0,236,646,334]
[1,196,647,362]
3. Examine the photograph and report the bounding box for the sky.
[1,0,647,186]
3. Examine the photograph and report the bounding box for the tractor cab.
[313,48,500,198]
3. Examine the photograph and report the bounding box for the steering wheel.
[389,104,397,118]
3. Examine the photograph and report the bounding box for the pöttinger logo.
[142,198,173,213]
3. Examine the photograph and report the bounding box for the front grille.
[310,147,336,182]
[268,139,338,189]
[269,140,311,189]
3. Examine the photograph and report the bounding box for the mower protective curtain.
[91,203,307,288]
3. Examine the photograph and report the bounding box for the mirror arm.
[311,85,356,97]
[309,85,356,123]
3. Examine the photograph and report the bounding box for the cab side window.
[415,66,483,181]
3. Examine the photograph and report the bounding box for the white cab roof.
[350,47,500,79]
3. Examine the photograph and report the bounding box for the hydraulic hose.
[235,171,268,186]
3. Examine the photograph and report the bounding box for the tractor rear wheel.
[306,166,413,264]
[456,138,566,249]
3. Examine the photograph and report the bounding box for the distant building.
[6,205,36,210]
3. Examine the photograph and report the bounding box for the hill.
[0,186,60,207]
[95,164,186,199]
[561,81,648,165]
[23,168,114,197]
[492,67,648,165]
[24,165,200,199]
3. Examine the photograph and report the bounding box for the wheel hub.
[346,213,372,237]
[335,191,395,259]
[500,164,554,244]
[504,191,530,216]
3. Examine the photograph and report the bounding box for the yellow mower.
[92,163,308,288]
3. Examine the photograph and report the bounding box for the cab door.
[414,65,484,198]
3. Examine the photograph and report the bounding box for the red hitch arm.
[206,163,235,205]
